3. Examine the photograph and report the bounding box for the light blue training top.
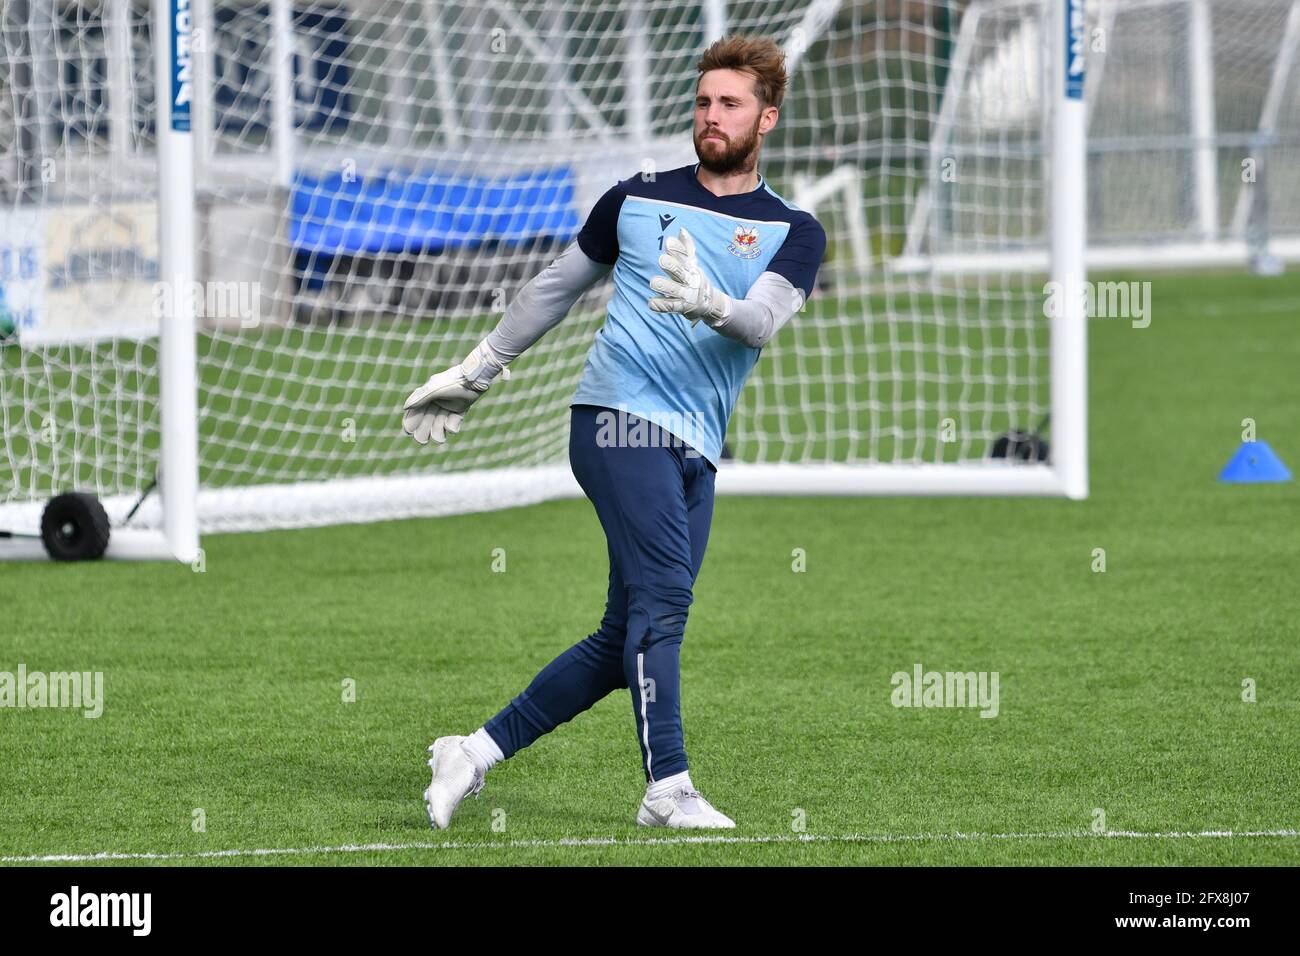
[570,163,826,466]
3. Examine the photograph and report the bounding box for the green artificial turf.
[1,269,1298,866]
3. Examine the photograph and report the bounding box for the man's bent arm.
[705,271,804,350]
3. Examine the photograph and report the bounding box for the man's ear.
[759,106,779,136]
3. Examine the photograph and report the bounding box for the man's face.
[693,68,777,175]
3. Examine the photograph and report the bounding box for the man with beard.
[406,34,826,830]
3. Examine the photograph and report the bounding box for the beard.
[694,117,762,176]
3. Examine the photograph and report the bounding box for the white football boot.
[637,786,736,829]
[423,735,486,830]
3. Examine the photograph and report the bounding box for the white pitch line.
[2,829,1298,864]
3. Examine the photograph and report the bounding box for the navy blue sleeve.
[766,214,827,301]
[575,183,626,266]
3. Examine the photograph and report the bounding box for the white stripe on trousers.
[637,652,653,782]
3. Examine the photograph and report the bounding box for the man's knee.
[627,585,694,650]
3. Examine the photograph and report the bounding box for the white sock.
[461,728,505,775]
[646,770,693,801]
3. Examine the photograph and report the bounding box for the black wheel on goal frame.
[40,492,111,561]
[990,414,1051,464]
[990,430,1050,463]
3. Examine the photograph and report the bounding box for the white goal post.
[0,0,1090,562]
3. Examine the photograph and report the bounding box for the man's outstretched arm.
[484,239,614,363]
[402,240,612,445]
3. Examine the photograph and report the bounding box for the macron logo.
[658,214,675,231]
[50,886,151,936]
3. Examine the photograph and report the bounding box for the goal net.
[902,0,1300,272]
[0,0,1091,560]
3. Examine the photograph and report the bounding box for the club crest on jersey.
[727,225,762,259]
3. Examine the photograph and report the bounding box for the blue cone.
[1218,440,1292,483]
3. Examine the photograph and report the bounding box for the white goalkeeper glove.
[648,227,733,328]
[401,339,510,445]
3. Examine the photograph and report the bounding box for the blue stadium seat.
[290,166,580,260]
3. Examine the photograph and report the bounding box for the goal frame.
[0,0,1089,563]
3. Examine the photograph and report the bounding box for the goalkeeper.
[407,34,826,829]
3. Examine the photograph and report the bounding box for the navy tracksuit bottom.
[483,404,716,782]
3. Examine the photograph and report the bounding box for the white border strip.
[716,462,1071,497]
[4,829,1296,863]
[0,464,584,540]
[889,236,1300,275]
[0,461,1074,560]
[623,195,795,229]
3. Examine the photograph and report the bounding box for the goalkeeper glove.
[648,227,733,328]
[402,338,510,445]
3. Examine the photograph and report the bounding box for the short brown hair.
[696,35,788,110]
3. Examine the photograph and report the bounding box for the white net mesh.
[0,0,1145,533]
